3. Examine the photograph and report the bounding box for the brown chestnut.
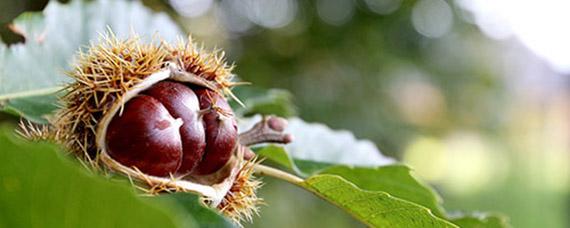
[105,81,238,177]
[192,88,238,175]
[106,95,183,176]
[142,81,206,174]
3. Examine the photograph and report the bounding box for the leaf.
[255,142,510,227]
[2,94,59,123]
[450,213,511,228]
[256,146,446,217]
[257,147,510,227]
[232,87,297,118]
[250,119,508,225]
[240,116,395,166]
[256,145,306,174]
[0,0,182,122]
[320,165,446,218]
[255,145,333,176]
[302,175,457,228]
[0,126,195,227]
[162,193,235,228]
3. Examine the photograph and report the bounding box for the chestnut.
[105,81,238,177]
[47,34,296,225]
[193,88,238,175]
[105,95,183,176]
[142,81,206,174]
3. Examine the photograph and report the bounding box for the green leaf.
[0,0,182,122]
[2,94,59,123]
[256,146,446,217]
[0,126,195,227]
[257,147,510,227]
[255,145,333,177]
[450,213,511,228]
[250,117,446,218]
[320,165,446,218]
[162,193,235,228]
[232,87,297,117]
[302,175,457,228]
[255,140,510,227]
[256,145,306,174]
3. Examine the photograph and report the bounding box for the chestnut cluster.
[105,81,238,177]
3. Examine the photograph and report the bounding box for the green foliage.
[302,175,456,228]
[0,127,195,227]
[256,145,508,227]
[321,165,446,218]
[0,0,182,122]
[256,145,308,175]
[1,94,59,123]
[257,146,445,216]
[161,193,234,228]
[450,214,511,228]
[232,87,297,118]
[0,119,509,228]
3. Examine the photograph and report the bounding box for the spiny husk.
[55,34,166,162]
[38,32,262,224]
[166,37,236,88]
[18,119,58,142]
[217,159,263,225]
[55,32,235,164]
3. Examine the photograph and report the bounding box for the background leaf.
[1,94,59,123]
[0,126,195,227]
[257,145,510,227]
[450,213,511,228]
[231,87,297,118]
[240,116,395,166]
[256,146,445,218]
[256,145,308,175]
[302,174,457,228]
[0,0,182,122]
[162,193,235,228]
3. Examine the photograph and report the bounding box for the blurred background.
[1,0,568,227]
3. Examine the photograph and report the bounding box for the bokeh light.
[242,0,297,29]
[169,0,213,18]
[411,0,453,38]
[364,0,402,15]
[316,0,354,26]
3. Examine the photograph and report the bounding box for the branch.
[253,164,303,186]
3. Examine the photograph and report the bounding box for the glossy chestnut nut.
[193,88,238,175]
[105,95,183,176]
[105,81,238,177]
[142,81,206,174]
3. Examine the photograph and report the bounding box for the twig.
[253,164,304,186]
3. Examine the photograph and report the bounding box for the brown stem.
[239,116,293,146]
